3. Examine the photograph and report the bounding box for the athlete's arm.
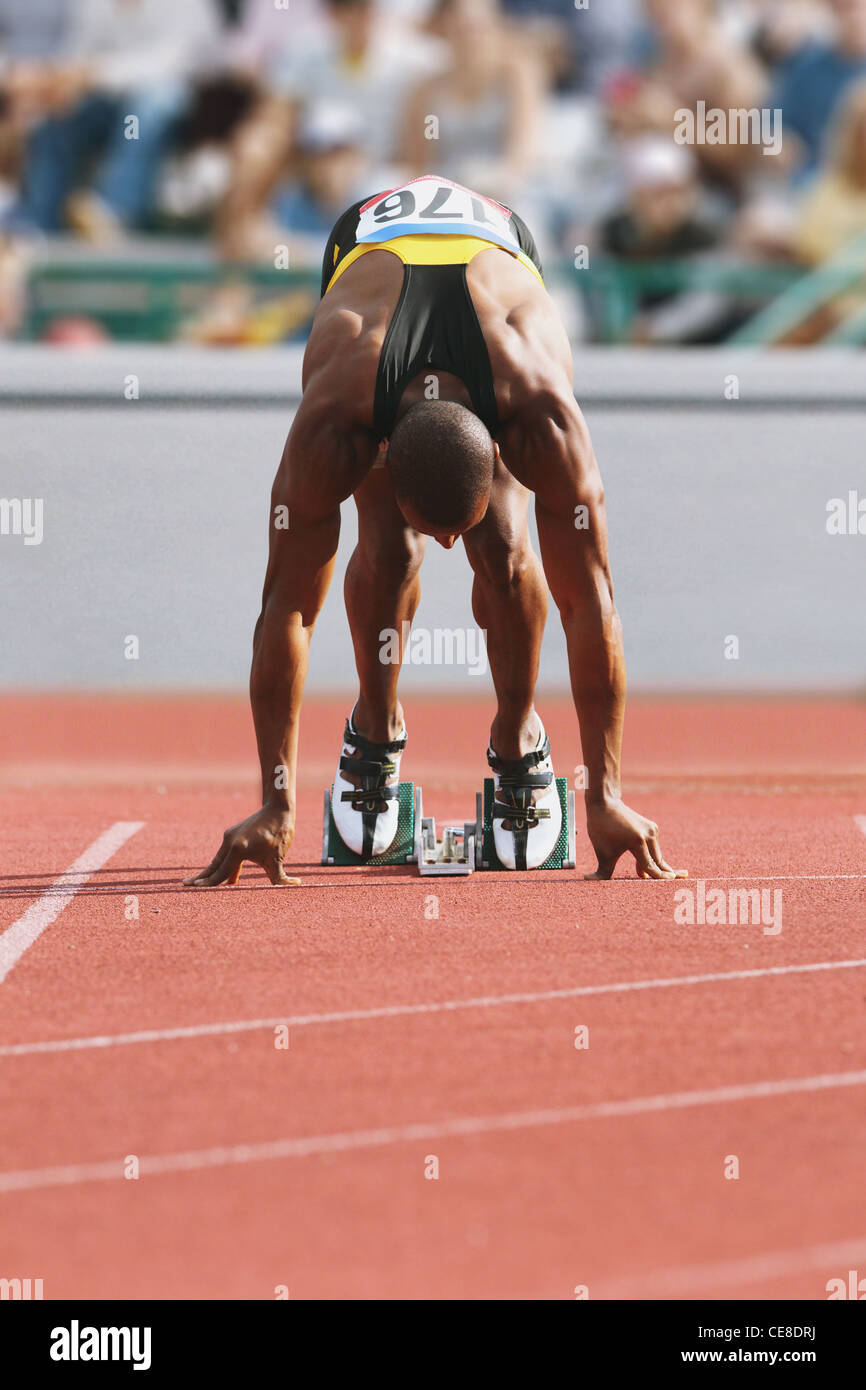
[185,387,375,886]
[503,388,686,880]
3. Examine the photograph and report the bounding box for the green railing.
[560,260,800,343]
[826,300,866,345]
[729,231,866,346]
[22,262,320,342]
[19,256,815,344]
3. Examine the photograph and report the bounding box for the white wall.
[1,346,863,690]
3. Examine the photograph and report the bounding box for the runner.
[186,175,685,884]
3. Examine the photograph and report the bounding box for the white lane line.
[597,1235,866,1299]
[2,956,865,1057]
[1,1068,864,1195]
[855,815,866,839]
[3,873,864,900]
[696,873,866,882]
[0,823,145,986]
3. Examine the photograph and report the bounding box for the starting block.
[321,781,417,866]
[476,777,575,871]
[321,778,575,873]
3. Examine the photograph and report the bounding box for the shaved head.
[386,400,494,535]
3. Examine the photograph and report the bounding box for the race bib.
[355,177,520,252]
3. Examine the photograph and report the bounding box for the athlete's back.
[305,175,572,439]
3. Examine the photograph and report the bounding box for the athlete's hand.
[584,799,687,881]
[184,806,299,887]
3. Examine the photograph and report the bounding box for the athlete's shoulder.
[302,306,386,432]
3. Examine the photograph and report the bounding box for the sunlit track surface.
[0,692,864,1299]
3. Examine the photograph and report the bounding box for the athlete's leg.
[462,458,548,759]
[344,463,426,743]
[464,460,560,868]
[332,466,425,855]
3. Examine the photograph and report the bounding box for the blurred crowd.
[2,0,866,342]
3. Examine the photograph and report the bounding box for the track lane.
[1,694,864,1299]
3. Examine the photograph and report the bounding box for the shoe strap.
[340,785,400,809]
[492,802,551,826]
[487,734,551,779]
[497,771,552,789]
[339,756,397,779]
[344,718,407,757]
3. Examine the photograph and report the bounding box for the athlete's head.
[386,400,495,545]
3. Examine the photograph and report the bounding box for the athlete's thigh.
[352,462,426,569]
[463,454,532,564]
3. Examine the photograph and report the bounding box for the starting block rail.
[414,786,476,875]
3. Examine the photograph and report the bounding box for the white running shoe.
[331,709,407,859]
[488,721,562,870]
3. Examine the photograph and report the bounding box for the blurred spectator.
[0,230,26,333]
[404,0,543,204]
[156,74,257,225]
[746,0,830,71]
[606,0,767,194]
[635,0,768,188]
[218,0,442,259]
[571,0,644,92]
[770,0,866,182]
[181,111,371,347]
[3,0,863,348]
[8,0,219,238]
[736,77,866,343]
[275,0,443,163]
[595,135,736,343]
[493,1,575,94]
[230,0,328,80]
[214,0,307,261]
[272,103,373,266]
[0,2,69,218]
[179,99,375,347]
[599,136,719,260]
[794,78,866,262]
[495,0,642,95]
[0,0,67,59]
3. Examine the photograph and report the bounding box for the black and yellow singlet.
[320,176,544,440]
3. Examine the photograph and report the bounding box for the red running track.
[0,692,865,1300]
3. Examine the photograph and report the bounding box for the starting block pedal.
[321,781,417,866]
[476,777,575,871]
